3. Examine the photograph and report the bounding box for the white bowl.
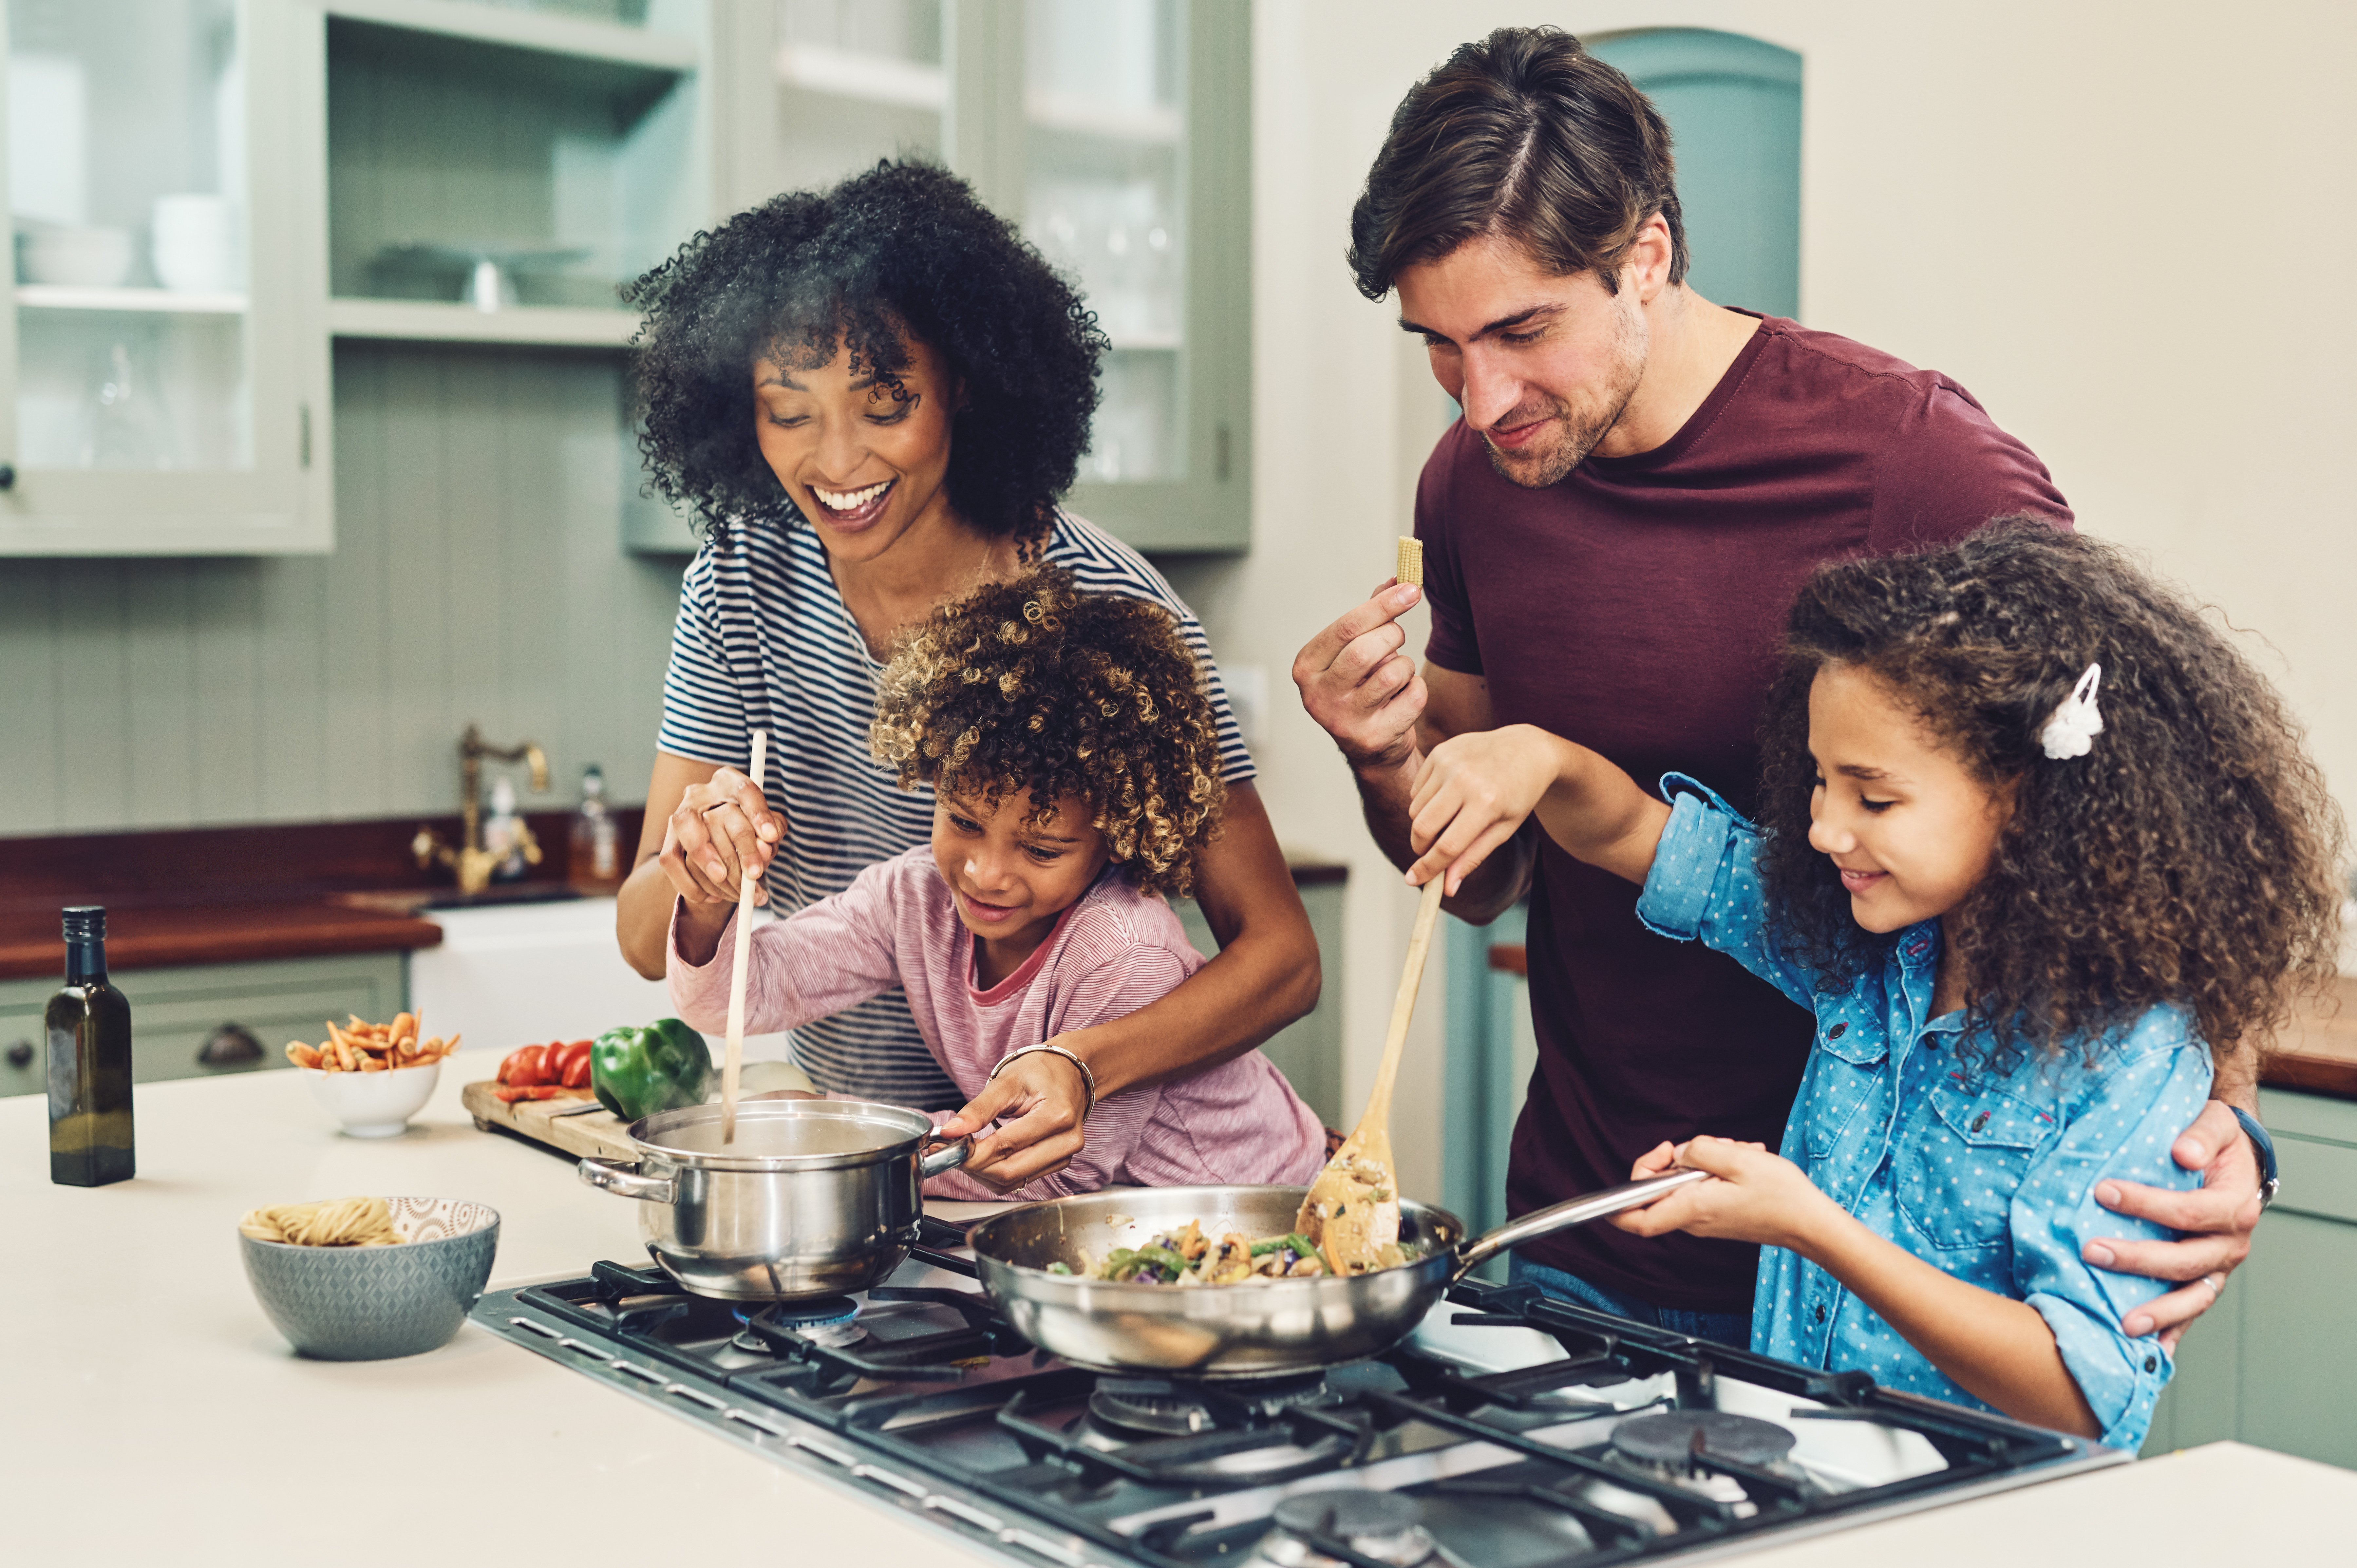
[303,1061,441,1138]
[18,225,134,287]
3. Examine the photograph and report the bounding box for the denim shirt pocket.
[1896,1081,2053,1251]
[1801,1019,1889,1161]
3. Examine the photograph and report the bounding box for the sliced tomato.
[556,1040,594,1088]
[492,1083,576,1103]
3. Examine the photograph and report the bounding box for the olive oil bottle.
[48,906,134,1186]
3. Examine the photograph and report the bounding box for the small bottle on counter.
[48,905,134,1187]
[483,775,528,882]
[570,763,620,889]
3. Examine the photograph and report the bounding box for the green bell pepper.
[591,1017,714,1122]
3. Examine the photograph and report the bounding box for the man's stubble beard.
[1479,293,1649,490]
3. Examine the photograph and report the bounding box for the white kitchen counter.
[5,1055,2349,1563]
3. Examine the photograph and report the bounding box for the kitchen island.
[5,1056,2348,1564]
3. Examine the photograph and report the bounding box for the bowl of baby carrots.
[287,1012,458,1138]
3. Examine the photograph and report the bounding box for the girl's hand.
[1611,1135,1835,1252]
[1406,725,1567,895]
[936,1045,1088,1191]
[659,766,783,907]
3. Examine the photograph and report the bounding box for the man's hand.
[1406,726,1564,895]
[1292,580,1427,773]
[1610,1135,1834,1251]
[935,1046,1089,1191]
[2085,1098,2262,1347]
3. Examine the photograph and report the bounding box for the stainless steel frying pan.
[964,1171,1706,1379]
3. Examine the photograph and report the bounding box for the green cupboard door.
[1588,29,1803,321]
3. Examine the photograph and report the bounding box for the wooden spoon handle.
[1360,875,1446,1134]
[719,727,769,1144]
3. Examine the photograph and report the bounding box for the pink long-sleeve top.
[667,846,1327,1201]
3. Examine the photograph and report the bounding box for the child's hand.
[1611,1135,1834,1252]
[1406,725,1569,894]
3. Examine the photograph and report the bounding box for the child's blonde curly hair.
[870,567,1227,898]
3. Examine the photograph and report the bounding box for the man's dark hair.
[1348,27,1687,301]
[626,160,1105,551]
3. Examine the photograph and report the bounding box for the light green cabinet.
[0,0,334,554]
[2146,1087,2357,1468]
[1174,875,1342,1128]
[0,951,405,1097]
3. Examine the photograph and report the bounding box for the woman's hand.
[937,1046,1090,1191]
[1406,725,1569,895]
[1610,1135,1836,1252]
[658,766,784,908]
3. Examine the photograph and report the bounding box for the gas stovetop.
[471,1219,2124,1567]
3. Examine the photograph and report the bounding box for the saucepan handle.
[1451,1168,1713,1281]
[577,1157,678,1204]
[920,1135,972,1179]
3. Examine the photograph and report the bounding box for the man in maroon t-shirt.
[1295,28,2261,1344]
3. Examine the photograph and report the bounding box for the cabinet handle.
[198,1023,265,1068]
[5,1041,31,1069]
[0,463,16,490]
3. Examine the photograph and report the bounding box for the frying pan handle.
[1451,1168,1713,1280]
[920,1135,972,1179]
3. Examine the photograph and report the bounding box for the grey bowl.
[240,1198,500,1360]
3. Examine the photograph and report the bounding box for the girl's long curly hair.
[1756,519,2344,1075]
[624,160,1106,551]
[870,568,1227,899]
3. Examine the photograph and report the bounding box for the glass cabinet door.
[0,0,325,554]
[772,0,944,189]
[1026,0,1246,552]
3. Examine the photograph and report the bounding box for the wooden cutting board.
[462,1080,638,1162]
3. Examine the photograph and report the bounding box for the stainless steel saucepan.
[965,1170,1708,1379]
[579,1098,968,1300]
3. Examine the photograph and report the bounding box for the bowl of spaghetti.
[238,1196,500,1360]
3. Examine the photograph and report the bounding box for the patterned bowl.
[241,1197,500,1360]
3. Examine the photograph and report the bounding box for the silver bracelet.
[988,1042,1097,1123]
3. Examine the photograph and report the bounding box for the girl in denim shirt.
[1404,522,2342,1451]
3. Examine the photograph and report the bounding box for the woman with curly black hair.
[1396,521,2343,1451]
[665,568,1326,1202]
[614,162,1318,1190]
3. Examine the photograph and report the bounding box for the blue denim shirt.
[1634,776,2210,1452]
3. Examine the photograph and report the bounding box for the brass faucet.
[412,724,550,895]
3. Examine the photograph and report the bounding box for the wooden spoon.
[718,727,769,1145]
[1297,871,1446,1275]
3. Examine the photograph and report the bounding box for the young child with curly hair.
[666,567,1327,1201]
[1405,521,2343,1450]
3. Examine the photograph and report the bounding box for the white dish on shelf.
[17,224,135,288]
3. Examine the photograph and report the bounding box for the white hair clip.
[2039,663,2104,760]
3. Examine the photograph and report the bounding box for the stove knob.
[5,1040,32,1069]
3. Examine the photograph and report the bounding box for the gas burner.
[740,1296,865,1350]
[1089,1373,1335,1437]
[1610,1410,1798,1474]
[1249,1491,1438,1568]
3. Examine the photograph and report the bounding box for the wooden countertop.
[0,899,443,980]
[1489,944,2357,1103]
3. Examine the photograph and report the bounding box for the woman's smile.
[806,476,897,529]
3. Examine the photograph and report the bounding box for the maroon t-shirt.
[1418,314,2072,1313]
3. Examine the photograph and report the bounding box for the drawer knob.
[198,1024,265,1068]
[5,1040,31,1069]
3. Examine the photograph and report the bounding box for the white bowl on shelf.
[17,224,135,287]
[303,1061,442,1138]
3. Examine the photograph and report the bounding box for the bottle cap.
[61,905,106,940]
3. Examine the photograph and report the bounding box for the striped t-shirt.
[656,507,1255,1107]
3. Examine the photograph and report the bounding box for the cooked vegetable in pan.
[1049,1219,1419,1285]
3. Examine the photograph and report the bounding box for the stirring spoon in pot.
[719,727,769,1145]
